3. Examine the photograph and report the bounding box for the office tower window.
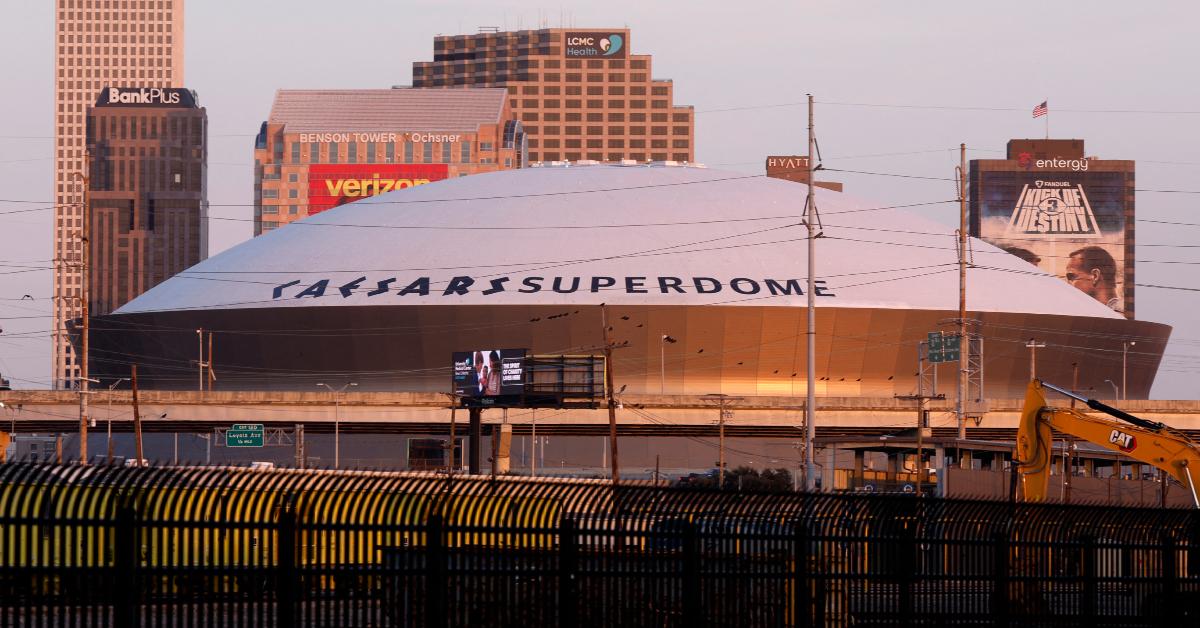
[328,143,339,164]
[310,142,318,162]
[386,141,395,163]
[441,142,451,162]
[404,141,414,163]
[367,143,376,163]
[291,142,300,164]
[423,142,433,162]
[348,142,357,163]
[461,141,471,163]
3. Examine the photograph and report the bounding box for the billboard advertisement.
[564,32,627,58]
[306,164,449,214]
[452,349,527,398]
[975,168,1132,316]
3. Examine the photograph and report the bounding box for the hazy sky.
[2,1,1198,397]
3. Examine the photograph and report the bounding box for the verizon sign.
[96,86,197,108]
[306,164,449,214]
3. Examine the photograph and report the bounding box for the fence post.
[426,515,447,628]
[113,505,138,628]
[558,518,579,628]
[276,507,298,628]
[1081,536,1097,618]
[991,531,1009,627]
[898,528,915,624]
[1162,533,1178,620]
[793,523,813,628]
[683,520,702,627]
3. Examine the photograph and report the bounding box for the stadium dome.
[98,164,1169,397]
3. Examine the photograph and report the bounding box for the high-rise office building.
[53,0,185,388]
[970,139,1136,318]
[413,28,695,164]
[252,88,524,234]
[86,86,207,315]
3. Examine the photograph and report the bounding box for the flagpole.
[1045,98,1049,139]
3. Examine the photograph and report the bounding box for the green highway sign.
[926,333,960,364]
[227,423,264,447]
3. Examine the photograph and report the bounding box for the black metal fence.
[1,462,1197,627]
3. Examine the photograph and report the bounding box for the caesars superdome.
[94,164,1170,397]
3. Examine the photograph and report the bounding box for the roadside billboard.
[306,164,449,214]
[452,349,527,398]
[974,166,1133,316]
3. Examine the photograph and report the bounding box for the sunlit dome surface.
[119,164,1120,320]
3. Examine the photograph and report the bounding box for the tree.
[677,466,795,491]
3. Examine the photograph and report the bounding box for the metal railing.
[1,462,1198,627]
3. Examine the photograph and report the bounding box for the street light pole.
[318,382,357,469]
[1105,379,1119,400]
[1025,339,1046,380]
[660,334,676,395]
[106,378,127,463]
[660,335,666,394]
[1122,341,1136,401]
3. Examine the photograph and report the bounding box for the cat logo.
[1005,182,1101,238]
[1108,429,1136,453]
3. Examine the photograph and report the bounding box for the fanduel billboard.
[976,169,1133,316]
[95,86,197,108]
[306,164,449,214]
[564,32,627,58]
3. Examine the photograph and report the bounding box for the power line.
[819,167,956,182]
[816,100,1200,115]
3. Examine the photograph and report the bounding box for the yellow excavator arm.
[1015,379,1200,508]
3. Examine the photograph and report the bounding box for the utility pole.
[703,394,742,488]
[896,392,943,497]
[602,304,620,485]
[804,94,817,491]
[957,143,969,441]
[131,365,144,466]
[444,392,459,474]
[1026,339,1046,380]
[77,159,91,464]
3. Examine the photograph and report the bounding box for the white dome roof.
[117,164,1121,319]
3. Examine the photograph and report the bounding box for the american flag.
[1032,101,1048,118]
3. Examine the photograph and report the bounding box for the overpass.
[3,390,1200,438]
